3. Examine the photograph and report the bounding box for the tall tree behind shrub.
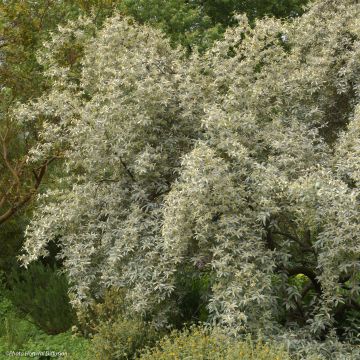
[120,0,310,51]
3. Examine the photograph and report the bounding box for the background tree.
[120,0,311,51]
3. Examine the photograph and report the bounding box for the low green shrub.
[138,326,291,360]
[6,263,75,335]
[89,288,161,360]
[92,317,159,360]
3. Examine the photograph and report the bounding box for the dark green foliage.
[0,282,90,359]
[0,216,27,273]
[120,0,218,52]
[6,263,75,335]
[200,0,310,25]
[120,0,310,51]
[170,267,212,326]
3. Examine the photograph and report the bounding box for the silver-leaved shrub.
[16,0,360,357]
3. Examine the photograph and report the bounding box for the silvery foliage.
[16,0,360,354]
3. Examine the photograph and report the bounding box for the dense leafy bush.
[139,326,291,360]
[83,288,161,360]
[92,318,159,360]
[6,263,75,335]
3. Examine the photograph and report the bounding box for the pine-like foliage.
[16,0,360,354]
[7,263,75,335]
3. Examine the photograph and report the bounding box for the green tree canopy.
[120,0,310,51]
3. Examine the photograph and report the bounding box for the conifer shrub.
[6,263,75,335]
[0,276,90,359]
